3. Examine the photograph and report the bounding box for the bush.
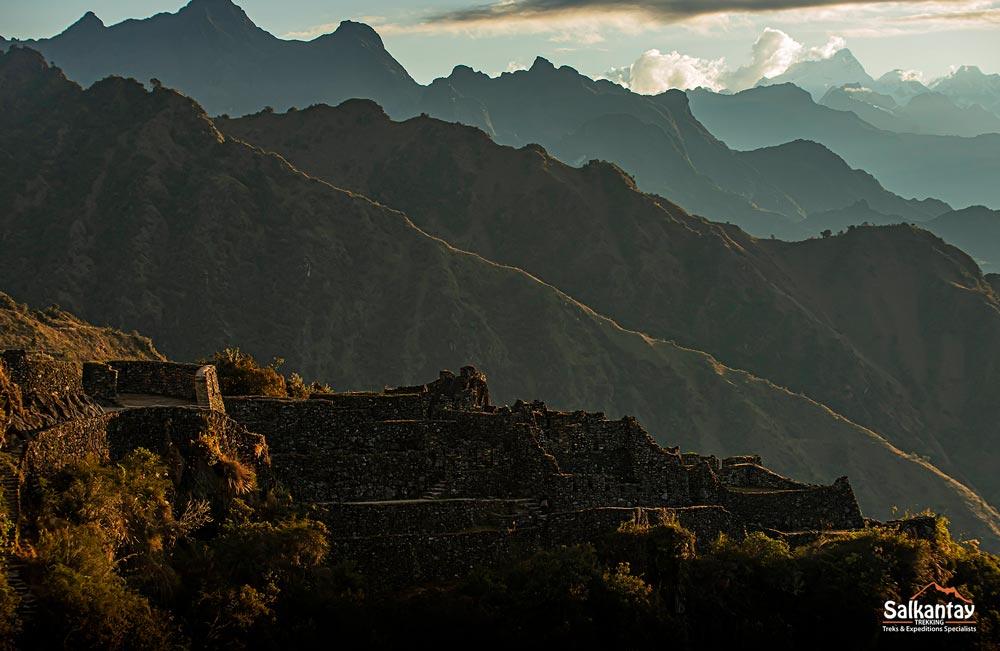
[204,348,288,397]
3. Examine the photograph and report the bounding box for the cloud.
[900,6,1000,24]
[548,31,606,44]
[627,49,728,92]
[425,0,979,26]
[609,28,849,94]
[283,0,999,43]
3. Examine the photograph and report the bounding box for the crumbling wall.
[20,408,268,492]
[226,399,560,503]
[307,392,429,420]
[109,361,194,399]
[316,498,533,537]
[525,406,692,509]
[719,463,810,490]
[2,350,103,434]
[721,477,864,531]
[82,362,118,401]
[22,414,112,480]
[0,350,83,398]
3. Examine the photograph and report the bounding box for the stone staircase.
[2,439,37,620]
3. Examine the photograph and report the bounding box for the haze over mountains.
[11,0,998,259]
[5,0,421,118]
[756,48,874,99]
[687,84,1000,210]
[3,1,1000,549]
[7,48,1000,546]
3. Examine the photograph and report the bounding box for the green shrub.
[204,348,288,397]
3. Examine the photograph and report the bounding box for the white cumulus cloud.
[608,28,850,94]
[628,49,728,92]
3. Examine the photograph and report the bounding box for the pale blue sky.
[3,0,999,87]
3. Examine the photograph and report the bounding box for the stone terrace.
[224,367,866,587]
[1,354,868,588]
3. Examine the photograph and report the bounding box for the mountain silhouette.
[821,85,1000,137]
[757,48,874,99]
[12,0,420,118]
[220,99,1000,522]
[688,84,1000,209]
[13,4,982,240]
[925,206,1000,272]
[424,57,942,239]
[873,69,931,103]
[737,139,948,228]
[4,49,1000,548]
[931,66,1000,116]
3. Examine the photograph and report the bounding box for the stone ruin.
[1,353,869,588]
[225,366,866,586]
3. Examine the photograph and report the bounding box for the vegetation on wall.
[202,348,329,399]
[3,444,998,650]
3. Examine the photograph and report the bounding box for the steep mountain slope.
[15,4,960,241]
[756,49,874,99]
[0,292,162,360]
[4,49,1000,546]
[821,86,1000,137]
[925,206,1000,272]
[221,102,1000,510]
[819,85,915,133]
[688,84,1000,209]
[13,0,420,117]
[427,59,804,234]
[797,201,910,235]
[931,66,1000,115]
[872,69,931,103]
[425,59,943,238]
[737,140,948,222]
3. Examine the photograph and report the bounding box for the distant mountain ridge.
[757,49,874,99]
[420,56,949,239]
[10,2,958,240]
[4,49,1000,547]
[0,291,162,361]
[220,101,1000,523]
[11,0,420,117]
[820,85,1000,137]
[931,65,1000,115]
[752,49,1000,129]
[688,84,1000,210]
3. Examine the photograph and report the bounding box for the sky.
[3,0,999,91]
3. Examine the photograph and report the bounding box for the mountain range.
[757,48,874,99]
[5,1,1000,551]
[754,49,1000,128]
[687,84,1000,210]
[3,47,1000,547]
[820,84,1000,138]
[5,0,420,118]
[9,0,985,244]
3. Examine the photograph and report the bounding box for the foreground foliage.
[202,348,331,399]
[2,449,999,649]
